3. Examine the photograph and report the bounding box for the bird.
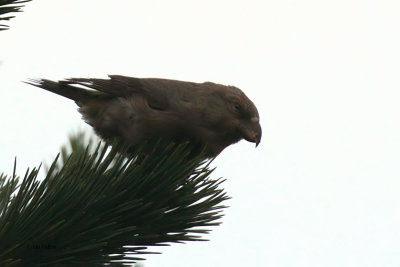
[26,75,262,158]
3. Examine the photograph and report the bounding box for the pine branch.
[0,133,229,266]
[0,0,31,31]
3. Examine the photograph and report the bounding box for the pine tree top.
[0,133,229,266]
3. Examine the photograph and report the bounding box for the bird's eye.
[234,102,242,111]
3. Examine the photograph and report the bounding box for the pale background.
[1,0,400,266]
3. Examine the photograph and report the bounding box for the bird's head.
[206,83,262,148]
[227,86,262,146]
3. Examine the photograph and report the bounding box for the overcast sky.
[1,0,400,266]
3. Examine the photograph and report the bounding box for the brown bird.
[26,75,262,157]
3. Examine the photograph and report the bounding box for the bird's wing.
[66,75,202,112]
[65,75,170,110]
[65,75,141,98]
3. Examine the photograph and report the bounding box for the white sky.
[1,0,400,266]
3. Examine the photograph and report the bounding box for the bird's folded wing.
[65,75,172,111]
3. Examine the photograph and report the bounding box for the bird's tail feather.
[25,79,97,105]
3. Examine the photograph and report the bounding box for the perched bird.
[26,75,262,157]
